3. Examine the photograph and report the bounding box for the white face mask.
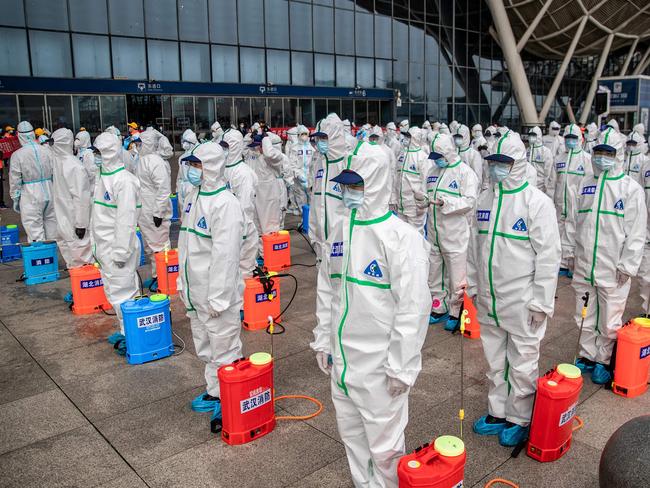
[182,141,191,151]
[342,187,364,209]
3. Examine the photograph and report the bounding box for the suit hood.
[223,128,244,164]
[94,132,124,172]
[51,128,74,158]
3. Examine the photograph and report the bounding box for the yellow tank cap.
[407,460,421,469]
[279,230,290,235]
[149,293,168,302]
[6,224,17,229]
[250,352,273,365]
[557,363,581,379]
[547,380,558,387]
[434,435,465,457]
[633,317,650,328]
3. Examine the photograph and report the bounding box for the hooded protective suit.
[51,128,93,268]
[543,120,564,158]
[223,129,258,277]
[211,121,224,142]
[485,125,497,153]
[312,141,431,488]
[286,125,314,213]
[342,119,358,152]
[395,127,431,232]
[526,126,554,194]
[74,130,97,192]
[564,135,646,366]
[584,123,600,154]
[248,132,286,238]
[308,114,349,260]
[467,131,561,426]
[136,130,172,277]
[91,132,141,333]
[9,121,57,242]
[384,122,402,159]
[398,119,410,134]
[142,127,173,160]
[284,126,298,156]
[548,123,592,268]
[439,123,450,135]
[427,134,479,318]
[623,131,646,184]
[177,142,245,397]
[632,123,648,154]
[455,124,484,184]
[471,124,487,153]
[421,120,434,150]
[177,129,199,219]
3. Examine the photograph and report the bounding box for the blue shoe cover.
[256,257,264,267]
[107,332,126,356]
[591,363,612,385]
[64,291,73,303]
[473,415,508,436]
[429,312,449,325]
[558,268,570,277]
[191,392,220,412]
[575,358,595,374]
[240,309,244,321]
[498,423,529,447]
[143,278,158,291]
[107,332,124,344]
[444,318,459,332]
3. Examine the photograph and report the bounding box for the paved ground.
[1,201,649,487]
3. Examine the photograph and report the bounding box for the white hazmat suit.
[394,128,431,232]
[526,126,554,194]
[177,129,199,219]
[74,130,97,192]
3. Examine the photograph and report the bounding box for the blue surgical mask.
[187,166,203,186]
[565,138,579,150]
[435,158,448,168]
[489,163,511,182]
[342,187,364,209]
[94,155,102,167]
[316,141,329,155]
[593,155,615,171]
[453,137,463,147]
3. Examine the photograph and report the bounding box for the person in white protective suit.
[177,142,245,423]
[542,120,564,158]
[584,122,600,154]
[468,131,561,447]
[484,125,497,153]
[439,123,450,135]
[210,121,225,142]
[637,155,650,315]
[384,121,402,159]
[9,121,57,242]
[222,128,258,278]
[449,120,460,133]
[176,129,199,220]
[311,143,431,488]
[135,130,172,287]
[286,125,314,215]
[470,124,486,152]
[247,131,287,241]
[564,139,646,385]
[284,126,298,156]
[91,133,141,352]
[308,114,349,261]
[453,124,483,184]
[526,126,554,194]
[398,119,410,134]
[632,123,648,154]
[394,128,431,232]
[623,130,647,184]
[369,126,398,209]
[426,133,479,331]
[143,127,174,161]
[547,123,592,275]
[421,120,434,149]
[342,119,358,152]
[74,130,97,192]
[50,128,93,275]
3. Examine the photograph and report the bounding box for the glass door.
[18,95,46,129]
[171,96,194,149]
[195,97,215,141]
[73,95,101,136]
[100,95,127,134]
[45,95,73,130]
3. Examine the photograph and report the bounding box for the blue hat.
[309,131,327,138]
[218,140,229,149]
[181,154,202,163]
[592,144,616,153]
[428,151,444,160]
[485,153,515,163]
[564,133,579,139]
[331,169,364,186]
[247,134,265,148]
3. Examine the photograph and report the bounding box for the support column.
[486,0,539,125]
[579,33,614,125]
[619,39,638,76]
[539,15,588,121]
[632,45,650,76]
[516,0,554,53]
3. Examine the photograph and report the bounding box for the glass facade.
[0,0,609,131]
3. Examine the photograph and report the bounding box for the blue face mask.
[187,166,203,186]
[342,187,364,209]
[316,141,329,155]
[94,155,102,167]
[593,155,616,171]
[565,138,579,150]
[435,158,448,168]
[489,163,511,182]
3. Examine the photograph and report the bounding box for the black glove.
[75,228,86,239]
[153,216,163,228]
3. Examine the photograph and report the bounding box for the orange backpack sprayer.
[613,317,650,398]
[69,264,112,315]
[154,249,178,295]
[243,270,282,330]
[398,310,469,487]
[462,293,480,339]
[262,231,291,271]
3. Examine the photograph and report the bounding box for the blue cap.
[592,144,616,153]
[247,134,265,148]
[331,169,364,186]
[309,131,327,138]
[564,133,579,139]
[485,153,515,163]
[428,151,444,160]
[218,140,229,149]
[181,154,202,163]
[89,145,99,152]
